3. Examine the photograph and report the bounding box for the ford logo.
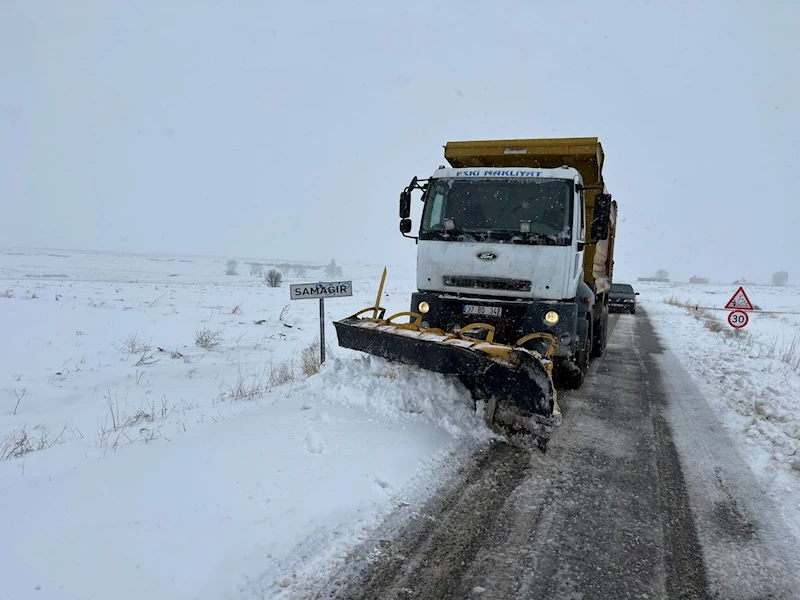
[477,252,497,261]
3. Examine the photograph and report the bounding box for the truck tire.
[561,319,592,389]
[591,306,608,358]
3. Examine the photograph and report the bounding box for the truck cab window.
[424,185,446,229]
[421,178,573,244]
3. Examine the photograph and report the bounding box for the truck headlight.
[418,301,430,314]
[544,311,559,325]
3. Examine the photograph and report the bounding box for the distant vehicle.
[689,276,709,284]
[609,283,639,314]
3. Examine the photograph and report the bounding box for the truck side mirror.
[399,190,411,218]
[590,193,612,240]
[399,218,412,234]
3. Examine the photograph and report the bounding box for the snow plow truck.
[334,137,617,449]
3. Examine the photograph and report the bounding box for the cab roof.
[431,166,581,181]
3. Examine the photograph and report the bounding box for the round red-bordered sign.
[728,310,749,329]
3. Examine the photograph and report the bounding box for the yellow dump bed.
[444,137,604,185]
[443,137,616,292]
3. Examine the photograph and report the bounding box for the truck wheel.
[591,308,608,358]
[561,320,591,389]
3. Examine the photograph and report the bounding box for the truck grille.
[443,276,532,293]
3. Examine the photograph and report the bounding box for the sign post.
[319,296,326,363]
[724,286,754,329]
[289,280,353,364]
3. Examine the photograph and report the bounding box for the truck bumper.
[410,292,579,358]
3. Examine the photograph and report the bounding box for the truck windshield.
[420,178,573,245]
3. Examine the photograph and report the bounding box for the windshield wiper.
[508,231,547,245]
[422,228,477,242]
[440,217,479,242]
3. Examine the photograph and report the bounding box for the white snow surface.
[635,281,800,540]
[0,248,490,600]
[6,249,800,598]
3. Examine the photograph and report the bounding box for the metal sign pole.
[319,297,326,364]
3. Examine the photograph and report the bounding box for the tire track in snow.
[317,443,533,600]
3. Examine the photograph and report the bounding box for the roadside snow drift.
[635,281,800,540]
[0,249,490,600]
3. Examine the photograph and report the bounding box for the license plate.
[463,305,502,317]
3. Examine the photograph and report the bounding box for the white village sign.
[290,281,353,363]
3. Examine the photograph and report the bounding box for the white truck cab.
[415,166,585,302]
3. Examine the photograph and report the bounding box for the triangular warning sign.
[724,286,754,311]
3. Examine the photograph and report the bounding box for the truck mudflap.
[333,307,559,450]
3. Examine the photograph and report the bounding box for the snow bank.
[312,356,494,441]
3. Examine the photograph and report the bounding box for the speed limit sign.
[728,310,749,329]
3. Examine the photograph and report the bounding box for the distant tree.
[655,269,669,280]
[249,263,264,277]
[294,266,307,278]
[324,259,340,278]
[225,260,238,276]
[772,271,789,286]
[264,269,283,288]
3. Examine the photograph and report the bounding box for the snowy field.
[0,248,491,600]
[634,280,800,539]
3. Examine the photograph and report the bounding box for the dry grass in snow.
[194,328,223,349]
[759,330,800,372]
[300,340,322,377]
[120,333,152,355]
[2,422,71,460]
[95,393,199,451]
[268,360,295,387]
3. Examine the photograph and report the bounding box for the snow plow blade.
[333,308,558,449]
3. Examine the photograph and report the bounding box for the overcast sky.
[1,1,797,283]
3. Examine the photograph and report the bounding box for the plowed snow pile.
[0,249,491,600]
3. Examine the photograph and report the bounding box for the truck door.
[573,176,585,287]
